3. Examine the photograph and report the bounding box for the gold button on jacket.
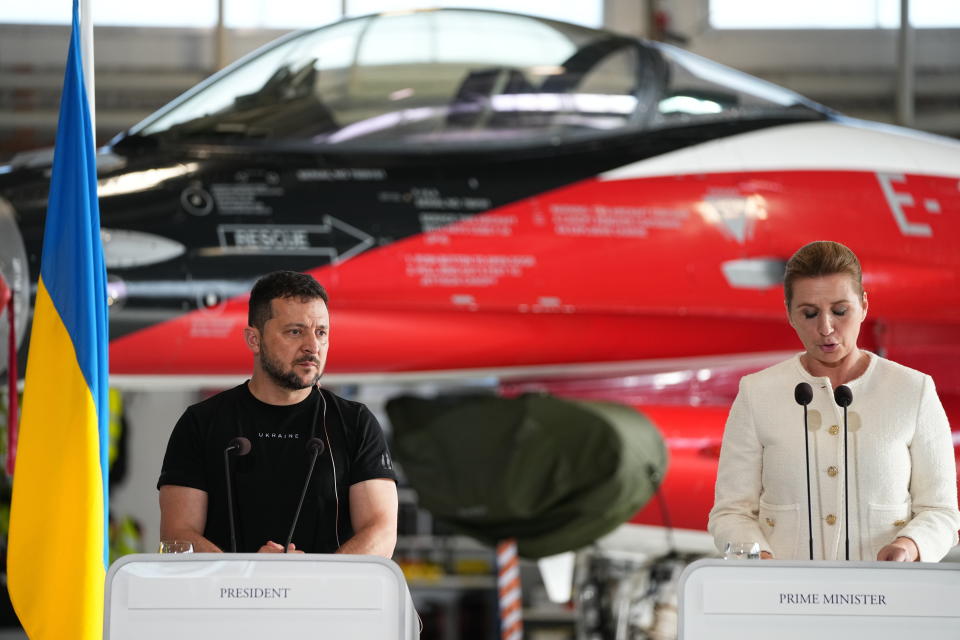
[827,466,838,477]
[828,425,840,435]
[825,514,837,525]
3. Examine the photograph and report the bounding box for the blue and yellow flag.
[8,0,110,637]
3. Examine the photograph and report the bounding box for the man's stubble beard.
[259,342,321,390]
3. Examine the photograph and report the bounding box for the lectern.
[678,559,960,640]
[104,553,420,640]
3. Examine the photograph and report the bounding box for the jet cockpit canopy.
[129,8,831,151]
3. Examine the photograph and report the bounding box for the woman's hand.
[760,551,774,559]
[876,537,919,562]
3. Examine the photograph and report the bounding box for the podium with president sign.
[678,559,960,639]
[104,554,419,639]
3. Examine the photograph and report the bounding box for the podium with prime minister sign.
[678,559,960,639]
[104,554,420,639]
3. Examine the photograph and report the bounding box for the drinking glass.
[158,540,194,554]
[723,541,760,560]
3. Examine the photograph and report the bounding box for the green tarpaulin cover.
[387,393,668,559]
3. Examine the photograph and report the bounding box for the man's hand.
[877,537,919,562]
[258,541,303,553]
[760,551,774,559]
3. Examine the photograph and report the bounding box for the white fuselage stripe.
[600,120,960,181]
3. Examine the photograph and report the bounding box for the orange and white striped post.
[497,538,523,640]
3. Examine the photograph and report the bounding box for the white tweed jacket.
[708,352,960,561]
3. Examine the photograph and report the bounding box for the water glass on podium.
[158,540,194,554]
[723,542,760,560]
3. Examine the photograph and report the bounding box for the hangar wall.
[668,2,960,135]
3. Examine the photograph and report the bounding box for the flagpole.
[80,0,96,136]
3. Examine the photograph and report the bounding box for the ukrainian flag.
[7,0,110,637]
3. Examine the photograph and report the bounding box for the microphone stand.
[834,385,853,561]
[803,402,814,560]
[285,438,326,553]
[224,437,251,553]
[795,382,814,560]
[842,401,850,561]
[224,447,238,552]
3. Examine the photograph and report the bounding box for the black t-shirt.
[158,384,396,553]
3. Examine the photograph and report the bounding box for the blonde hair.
[784,241,863,308]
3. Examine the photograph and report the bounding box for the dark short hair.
[248,271,329,331]
[784,241,863,308]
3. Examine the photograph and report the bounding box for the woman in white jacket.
[708,241,960,561]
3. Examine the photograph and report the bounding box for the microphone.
[284,437,326,553]
[226,436,252,456]
[834,385,853,408]
[224,437,252,552]
[834,385,853,560]
[794,383,814,560]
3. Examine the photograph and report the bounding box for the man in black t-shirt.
[158,271,398,555]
